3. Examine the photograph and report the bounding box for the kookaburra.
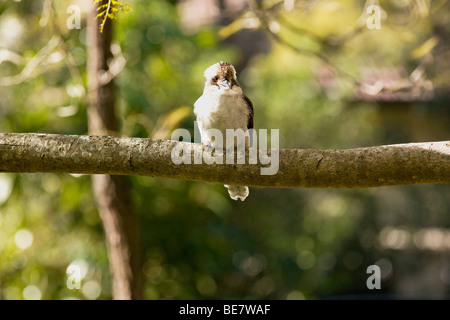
[194,61,254,201]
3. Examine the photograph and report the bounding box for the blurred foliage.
[0,0,449,300]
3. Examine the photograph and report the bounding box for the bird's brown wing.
[242,95,254,130]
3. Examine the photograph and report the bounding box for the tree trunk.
[86,3,143,300]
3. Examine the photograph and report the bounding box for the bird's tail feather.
[224,185,249,201]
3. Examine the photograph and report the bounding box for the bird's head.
[203,61,242,95]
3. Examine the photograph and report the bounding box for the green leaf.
[92,0,132,33]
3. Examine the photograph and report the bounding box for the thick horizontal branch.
[0,133,449,188]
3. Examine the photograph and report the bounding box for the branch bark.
[0,133,449,188]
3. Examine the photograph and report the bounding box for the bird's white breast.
[194,91,250,148]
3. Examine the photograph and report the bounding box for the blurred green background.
[0,0,449,300]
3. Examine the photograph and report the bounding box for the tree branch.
[0,133,449,188]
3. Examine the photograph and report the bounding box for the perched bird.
[194,61,254,201]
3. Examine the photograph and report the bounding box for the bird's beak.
[218,80,231,90]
